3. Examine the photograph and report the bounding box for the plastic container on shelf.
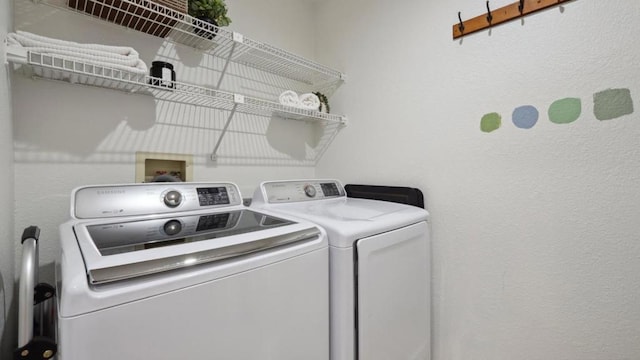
[149,61,176,89]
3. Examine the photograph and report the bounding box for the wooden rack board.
[453,0,574,39]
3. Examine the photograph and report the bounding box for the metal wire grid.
[230,37,344,86]
[166,20,232,51]
[151,83,234,109]
[314,120,344,161]
[24,52,150,92]
[242,96,345,124]
[47,0,344,88]
[13,50,345,164]
[18,51,345,125]
[62,0,186,36]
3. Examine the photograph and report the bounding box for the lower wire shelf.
[6,47,347,164]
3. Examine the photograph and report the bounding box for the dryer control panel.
[73,182,241,219]
[258,180,346,204]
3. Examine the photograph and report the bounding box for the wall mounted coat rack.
[453,0,573,39]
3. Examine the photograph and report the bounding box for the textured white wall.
[316,0,640,359]
[11,0,319,284]
[0,0,15,357]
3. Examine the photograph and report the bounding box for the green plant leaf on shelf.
[188,0,231,26]
[313,91,330,113]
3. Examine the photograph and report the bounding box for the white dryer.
[252,179,431,360]
[52,182,329,360]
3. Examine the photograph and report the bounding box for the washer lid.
[72,209,320,284]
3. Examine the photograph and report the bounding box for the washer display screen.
[197,187,230,206]
[320,183,340,197]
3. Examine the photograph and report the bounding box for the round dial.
[163,220,182,236]
[303,184,317,198]
[163,190,182,208]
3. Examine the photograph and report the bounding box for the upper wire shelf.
[35,0,345,93]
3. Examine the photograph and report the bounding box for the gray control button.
[163,220,182,236]
[164,190,182,207]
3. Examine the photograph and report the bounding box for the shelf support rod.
[211,94,244,162]
[215,32,242,90]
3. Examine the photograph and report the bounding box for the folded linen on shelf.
[298,93,320,110]
[6,30,148,74]
[278,90,300,107]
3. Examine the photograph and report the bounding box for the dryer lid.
[258,198,428,248]
[291,198,410,221]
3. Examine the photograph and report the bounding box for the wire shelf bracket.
[215,32,242,90]
[210,94,243,162]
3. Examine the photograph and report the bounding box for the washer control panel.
[259,180,345,204]
[73,182,241,219]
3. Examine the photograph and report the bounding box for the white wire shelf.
[7,48,347,162]
[36,0,345,93]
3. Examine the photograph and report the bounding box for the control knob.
[163,220,182,236]
[303,184,317,198]
[163,190,182,208]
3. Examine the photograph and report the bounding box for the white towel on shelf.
[6,30,148,74]
[278,90,300,107]
[298,93,320,110]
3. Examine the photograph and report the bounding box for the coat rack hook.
[457,11,465,33]
[486,1,493,24]
[518,0,525,14]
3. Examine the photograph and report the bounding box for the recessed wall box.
[135,152,193,182]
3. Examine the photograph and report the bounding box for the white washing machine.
[52,182,329,360]
[252,179,431,360]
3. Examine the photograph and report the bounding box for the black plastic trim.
[13,336,57,360]
[20,226,40,244]
[345,184,424,209]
